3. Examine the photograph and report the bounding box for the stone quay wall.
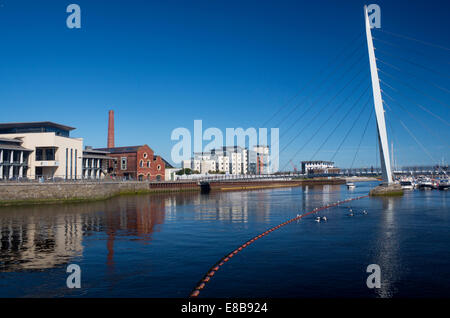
[0,181,152,205]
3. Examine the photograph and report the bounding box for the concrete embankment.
[0,181,155,206]
[209,178,345,191]
[0,178,345,206]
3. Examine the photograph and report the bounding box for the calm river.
[0,182,449,298]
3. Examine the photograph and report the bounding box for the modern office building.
[0,122,83,180]
[0,137,32,180]
[82,146,114,179]
[301,160,340,175]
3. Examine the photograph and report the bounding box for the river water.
[0,181,449,298]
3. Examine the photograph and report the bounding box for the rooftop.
[95,146,144,154]
[0,121,75,131]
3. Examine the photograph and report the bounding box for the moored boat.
[400,180,414,190]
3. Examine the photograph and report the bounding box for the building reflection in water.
[301,184,342,213]
[0,210,84,272]
[0,195,166,272]
[162,189,276,224]
[373,197,402,298]
[1,188,290,273]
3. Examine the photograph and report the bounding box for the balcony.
[35,161,59,167]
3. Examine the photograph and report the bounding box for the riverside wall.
[0,178,346,206]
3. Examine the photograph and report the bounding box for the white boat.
[400,180,414,190]
[346,182,356,189]
[418,178,433,190]
[438,179,450,190]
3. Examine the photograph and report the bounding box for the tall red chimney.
[107,110,115,148]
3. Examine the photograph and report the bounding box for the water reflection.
[0,190,273,272]
[373,196,403,298]
[301,184,342,212]
[0,195,167,272]
[0,213,83,271]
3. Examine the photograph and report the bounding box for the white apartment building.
[182,147,249,175]
[215,155,230,174]
[0,122,83,180]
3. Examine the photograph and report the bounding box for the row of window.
[138,174,162,181]
[119,157,161,171]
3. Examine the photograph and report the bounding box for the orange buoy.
[203,276,210,282]
[208,271,215,277]
[213,266,219,271]
[197,283,205,290]
[191,290,200,297]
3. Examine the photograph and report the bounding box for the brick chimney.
[107,110,115,148]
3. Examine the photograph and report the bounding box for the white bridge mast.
[364,5,393,184]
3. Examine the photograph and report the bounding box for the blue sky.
[0,0,448,169]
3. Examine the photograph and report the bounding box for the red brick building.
[95,145,165,181]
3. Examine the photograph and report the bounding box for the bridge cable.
[375,48,450,80]
[260,32,364,128]
[373,36,450,66]
[379,78,450,126]
[381,90,450,147]
[378,28,450,53]
[350,107,374,170]
[280,71,370,171]
[383,101,437,163]
[309,88,371,161]
[274,46,365,131]
[278,52,367,140]
[330,98,372,162]
[378,68,450,109]
[376,57,450,95]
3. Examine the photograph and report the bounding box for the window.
[147,161,150,168]
[121,157,127,170]
[157,164,161,171]
[35,148,43,161]
[140,160,144,168]
[143,152,148,159]
[45,148,55,161]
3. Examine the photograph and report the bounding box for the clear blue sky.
[0,0,448,169]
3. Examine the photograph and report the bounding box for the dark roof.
[84,148,110,154]
[94,146,143,154]
[0,137,22,144]
[0,144,32,152]
[82,153,114,160]
[160,157,174,168]
[0,121,75,131]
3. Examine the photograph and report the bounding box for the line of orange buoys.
[189,194,369,298]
